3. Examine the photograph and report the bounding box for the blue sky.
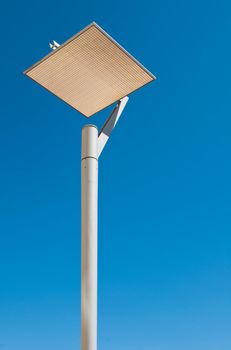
[0,0,231,349]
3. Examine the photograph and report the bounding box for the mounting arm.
[97,96,129,157]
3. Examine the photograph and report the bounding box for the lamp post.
[24,22,155,350]
[81,125,98,350]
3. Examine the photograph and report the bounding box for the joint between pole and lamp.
[97,96,129,158]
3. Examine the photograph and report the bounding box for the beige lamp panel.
[24,23,155,117]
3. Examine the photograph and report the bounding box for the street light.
[24,22,156,350]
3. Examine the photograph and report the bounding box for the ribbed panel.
[25,23,155,117]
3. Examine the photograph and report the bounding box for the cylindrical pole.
[81,125,98,350]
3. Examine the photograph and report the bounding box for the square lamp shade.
[24,22,156,117]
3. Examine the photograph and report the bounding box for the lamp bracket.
[98,96,129,157]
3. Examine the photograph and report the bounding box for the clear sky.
[0,0,231,349]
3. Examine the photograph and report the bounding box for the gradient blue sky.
[0,0,231,349]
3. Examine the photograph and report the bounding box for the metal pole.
[81,125,98,350]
